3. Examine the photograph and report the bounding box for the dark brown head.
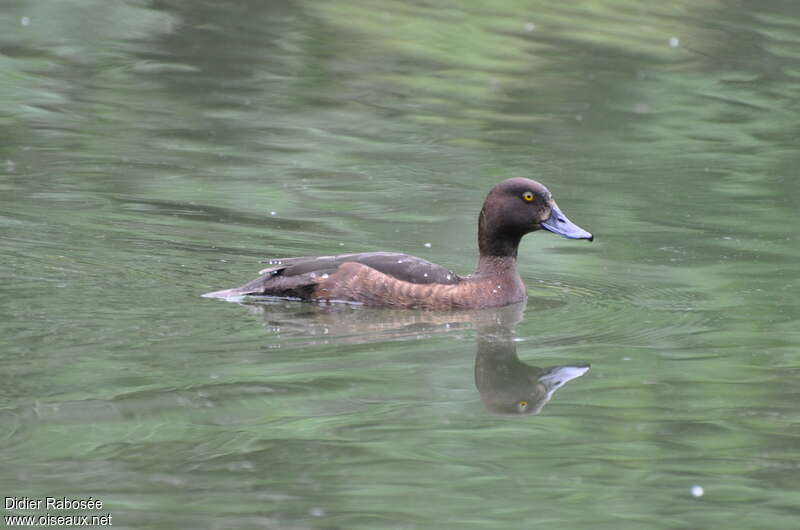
[477,178,593,258]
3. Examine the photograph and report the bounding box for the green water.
[2,0,799,528]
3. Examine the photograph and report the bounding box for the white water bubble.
[424,242,432,248]
[21,17,30,26]
[669,37,680,48]
[691,485,704,497]
[524,22,535,32]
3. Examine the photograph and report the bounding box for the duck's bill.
[539,364,591,388]
[539,364,591,399]
[541,203,593,241]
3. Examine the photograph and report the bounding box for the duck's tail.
[202,271,319,300]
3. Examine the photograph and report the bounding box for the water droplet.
[270,211,277,216]
[669,37,680,48]
[691,485,704,497]
[424,242,432,248]
[20,16,30,26]
[524,22,535,32]
[309,507,326,517]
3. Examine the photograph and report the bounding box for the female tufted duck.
[203,178,593,309]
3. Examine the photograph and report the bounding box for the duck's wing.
[260,252,461,285]
[203,251,461,299]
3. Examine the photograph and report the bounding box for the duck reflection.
[238,298,530,344]
[240,299,589,416]
[475,324,589,416]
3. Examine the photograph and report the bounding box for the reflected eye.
[522,192,535,202]
[516,400,529,412]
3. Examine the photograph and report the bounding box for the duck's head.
[478,178,593,257]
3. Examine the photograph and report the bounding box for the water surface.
[2,0,799,528]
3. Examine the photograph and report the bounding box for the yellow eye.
[517,400,529,411]
[522,192,535,202]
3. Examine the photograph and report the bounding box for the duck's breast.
[314,262,525,309]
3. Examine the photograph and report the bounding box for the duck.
[203,178,593,309]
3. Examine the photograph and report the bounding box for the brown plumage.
[203,178,593,309]
[312,261,524,309]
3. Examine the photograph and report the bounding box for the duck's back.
[260,252,460,285]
